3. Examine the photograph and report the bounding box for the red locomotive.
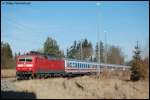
[16,51,130,80]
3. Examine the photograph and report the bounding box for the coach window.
[76,63,77,68]
[70,62,72,67]
[74,62,76,68]
[79,63,81,68]
[75,63,77,68]
[79,63,80,69]
[71,62,73,67]
[74,63,75,68]
[76,63,78,68]
[72,62,74,68]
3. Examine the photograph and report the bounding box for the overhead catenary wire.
[2,15,44,44]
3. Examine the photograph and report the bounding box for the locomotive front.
[16,55,35,79]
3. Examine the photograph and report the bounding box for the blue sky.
[1,1,149,61]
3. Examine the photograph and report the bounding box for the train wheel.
[16,76,21,80]
[33,74,37,79]
[29,75,33,80]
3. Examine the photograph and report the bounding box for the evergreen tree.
[66,48,69,58]
[43,37,63,57]
[100,41,104,63]
[1,41,15,69]
[95,40,104,63]
[67,41,74,59]
[95,42,99,62]
[67,39,93,61]
[130,41,141,81]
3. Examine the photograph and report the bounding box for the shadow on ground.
[1,90,36,99]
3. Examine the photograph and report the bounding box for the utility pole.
[80,39,83,60]
[96,2,101,76]
[104,31,107,64]
[96,2,100,64]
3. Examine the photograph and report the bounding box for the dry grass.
[1,69,149,99]
[1,69,16,78]
[99,69,131,80]
[14,77,149,99]
[13,72,148,99]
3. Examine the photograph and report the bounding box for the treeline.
[1,41,16,69]
[66,39,124,65]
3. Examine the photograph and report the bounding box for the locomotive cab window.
[18,58,32,62]
[19,58,25,62]
[26,58,32,62]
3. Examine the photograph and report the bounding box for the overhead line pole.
[104,31,107,64]
[96,2,100,64]
[96,2,101,75]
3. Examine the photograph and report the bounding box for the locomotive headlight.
[26,64,32,67]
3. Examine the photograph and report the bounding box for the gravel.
[1,78,17,91]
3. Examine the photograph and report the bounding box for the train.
[16,51,130,80]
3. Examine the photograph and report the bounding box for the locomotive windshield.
[26,58,32,62]
[18,58,32,62]
[19,58,25,62]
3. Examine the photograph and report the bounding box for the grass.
[1,69,149,99]
[1,69,16,78]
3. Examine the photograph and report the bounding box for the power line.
[2,15,44,35]
[2,15,44,44]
